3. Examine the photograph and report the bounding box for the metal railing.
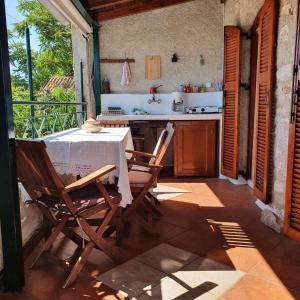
[12,101,87,139]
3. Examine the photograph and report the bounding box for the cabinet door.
[174,121,216,177]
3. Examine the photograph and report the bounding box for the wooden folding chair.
[124,122,175,234]
[15,139,122,288]
[99,119,145,154]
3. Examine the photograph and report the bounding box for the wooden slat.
[88,0,132,11]
[100,58,135,63]
[87,0,195,22]
[253,0,277,203]
[221,26,241,179]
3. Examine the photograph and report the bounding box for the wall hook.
[240,83,250,90]
[242,31,252,40]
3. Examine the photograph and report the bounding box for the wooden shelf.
[100,58,135,63]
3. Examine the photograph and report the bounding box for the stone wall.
[99,0,223,94]
[224,0,298,212]
[272,0,298,211]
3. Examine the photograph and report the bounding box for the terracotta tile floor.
[2,178,300,299]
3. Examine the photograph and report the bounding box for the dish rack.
[102,107,125,116]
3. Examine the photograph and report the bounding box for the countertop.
[97,113,222,121]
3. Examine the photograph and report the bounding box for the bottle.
[187,83,192,93]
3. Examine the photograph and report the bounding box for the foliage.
[13,86,76,138]
[12,85,31,137]
[8,0,76,137]
[12,0,73,88]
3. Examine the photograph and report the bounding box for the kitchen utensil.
[193,86,199,93]
[145,56,161,80]
[172,92,184,113]
[178,85,184,92]
[200,55,205,66]
[149,85,163,94]
[186,84,192,93]
[171,53,178,62]
[186,106,220,114]
[132,108,149,115]
[103,107,125,116]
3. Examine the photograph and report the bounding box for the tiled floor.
[2,178,300,299]
[98,243,245,299]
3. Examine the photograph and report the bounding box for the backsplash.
[101,92,223,115]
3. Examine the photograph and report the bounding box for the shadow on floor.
[2,178,300,299]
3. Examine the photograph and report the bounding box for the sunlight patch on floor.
[97,243,245,299]
[155,182,225,207]
[208,221,255,248]
[150,184,191,201]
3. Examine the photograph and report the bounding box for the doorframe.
[0,0,25,292]
[283,0,300,242]
[247,14,260,180]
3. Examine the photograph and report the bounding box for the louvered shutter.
[253,0,276,202]
[221,26,241,179]
[284,3,300,242]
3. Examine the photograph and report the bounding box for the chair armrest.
[126,149,156,159]
[127,159,161,170]
[65,165,116,192]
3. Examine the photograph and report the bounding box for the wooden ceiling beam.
[88,0,132,11]
[94,0,195,22]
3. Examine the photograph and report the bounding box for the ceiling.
[81,0,196,22]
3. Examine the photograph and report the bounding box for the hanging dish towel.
[121,61,132,86]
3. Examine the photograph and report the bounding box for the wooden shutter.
[253,0,276,202]
[284,2,300,242]
[221,26,241,179]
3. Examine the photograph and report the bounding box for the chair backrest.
[100,120,129,127]
[151,122,175,166]
[15,139,64,199]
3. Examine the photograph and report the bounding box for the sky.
[5,0,40,51]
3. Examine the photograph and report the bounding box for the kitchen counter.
[97,113,222,176]
[97,113,222,121]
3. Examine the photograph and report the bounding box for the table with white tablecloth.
[42,127,134,207]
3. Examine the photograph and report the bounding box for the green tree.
[9,0,77,138]
[9,0,73,94]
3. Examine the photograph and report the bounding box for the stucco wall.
[71,26,95,115]
[224,0,298,212]
[99,0,223,94]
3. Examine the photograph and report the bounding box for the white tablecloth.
[42,127,134,207]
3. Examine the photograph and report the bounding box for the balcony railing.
[12,101,87,139]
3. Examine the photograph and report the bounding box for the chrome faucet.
[148,94,162,104]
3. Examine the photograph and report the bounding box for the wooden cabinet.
[173,121,217,177]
